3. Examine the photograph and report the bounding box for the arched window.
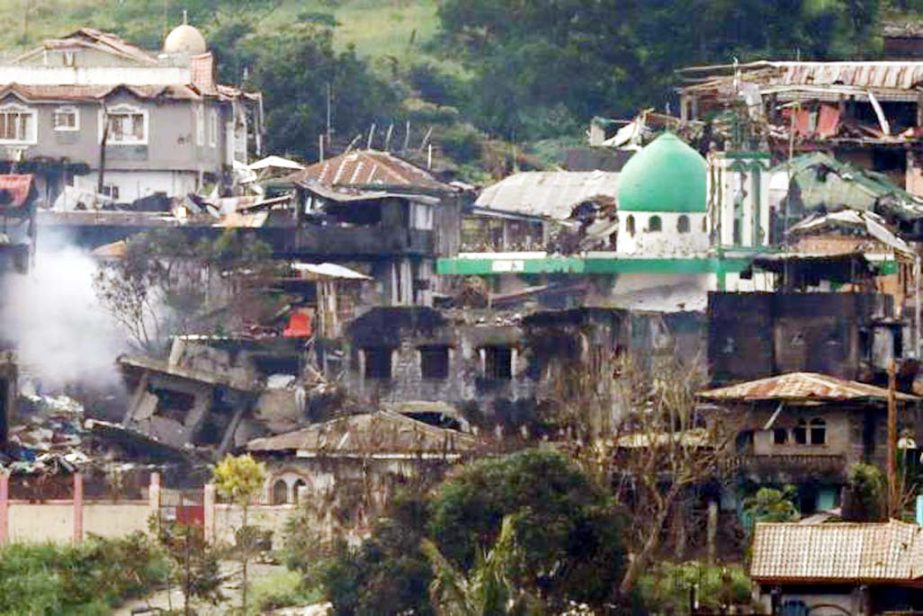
[292,478,307,503]
[648,215,662,232]
[810,418,827,445]
[677,215,690,233]
[626,215,636,237]
[272,479,289,505]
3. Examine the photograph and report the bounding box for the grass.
[1,0,441,65]
[249,568,324,614]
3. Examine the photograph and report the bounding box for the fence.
[0,473,299,548]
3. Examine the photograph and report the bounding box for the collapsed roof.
[475,171,619,221]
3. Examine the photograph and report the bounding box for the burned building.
[699,372,921,513]
[339,305,704,427]
[708,253,902,385]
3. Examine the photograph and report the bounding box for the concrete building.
[0,26,262,203]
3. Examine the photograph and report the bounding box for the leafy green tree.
[842,463,888,522]
[423,515,543,616]
[214,454,267,615]
[743,486,800,525]
[427,449,625,609]
[154,520,224,615]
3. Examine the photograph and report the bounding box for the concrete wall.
[616,211,709,255]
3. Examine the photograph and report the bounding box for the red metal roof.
[697,372,918,403]
[292,150,449,191]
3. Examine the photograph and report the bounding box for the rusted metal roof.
[0,83,203,102]
[15,28,158,66]
[751,521,923,583]
[697,372,918,403]
[292,150,450,192]
[248,411,477,458]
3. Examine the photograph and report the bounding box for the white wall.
[0,66,190,86]
[708,153,772,249]
[74,170,199,201]
[617,211,709,256]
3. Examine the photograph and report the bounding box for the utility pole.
[325,82,332,147]
[888,359,898,517]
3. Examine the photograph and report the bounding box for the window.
[292,478,307,503]
[773,428,788,444]
[363,347,393,380]
[794,420,808,445]
[0,104,36,143]
[53,106,79,131]
[103,104,147,145]
[626,215,635,237]
[420,345,449,380]
[208,108,218,147]
[196,105,205,146]
[810,418,827,445]
[677,215,690,233]
[647,215,662,232]
[272,479,289,505]
[482,346,513,380]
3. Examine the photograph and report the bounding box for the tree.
[842,463,888,522]
[153,520,224,615]
[743,487,800,525]
[94,229,277,353]
[427,449,625,610]
[213,454,267,614]
[422,515,543,616]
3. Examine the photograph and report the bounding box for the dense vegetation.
[280,449,627,614]
[0,533,170,614]
[8,1,923,178]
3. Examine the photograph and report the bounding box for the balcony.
[732,454,848,481]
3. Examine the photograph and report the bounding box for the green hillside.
[4,0,440,63]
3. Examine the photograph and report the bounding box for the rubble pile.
[1,394,89,474]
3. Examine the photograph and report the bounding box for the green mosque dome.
[618,132,707,213]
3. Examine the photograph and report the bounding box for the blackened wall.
[708,292,891,385]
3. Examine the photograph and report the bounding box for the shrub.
[842,463,888,522]
[637,561,752,614]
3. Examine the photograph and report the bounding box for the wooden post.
[0,471,8,545]
[888,360,898,517]
[73,473,84,545]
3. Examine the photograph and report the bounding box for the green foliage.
[423,515,544,616]
[742,486,800,526]
[636,561,752,615]
[842,462,888,522]
[214,454,267,507]
[0,533,170,614]
[251,569,323,613]
[154,520,225,611]
[427,448,625,608]
[321,492,435,616]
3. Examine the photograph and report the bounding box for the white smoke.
[1,235,129,391]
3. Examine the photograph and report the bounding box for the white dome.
[163,24,206,54]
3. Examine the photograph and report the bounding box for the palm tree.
[421,515,543,616]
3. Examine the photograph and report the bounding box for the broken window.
[810,418,826,445]
[773,428,788,444]
[53,106,79,131]
[793,419,808,445]
[482,346,513,380]
[105,104,146,145]
[419,345,450,380]
[363,347,393,380]
[647,216,662,233]
[677,215,690,233]
[626,215,636,237]
[0,104,36,143]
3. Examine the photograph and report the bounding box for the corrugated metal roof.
[247,411,477,457]
[292,150,450,192]
[698,372,918,403]
[751,521,923,582]
[475,171,619,220]
[0,83,203,102]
